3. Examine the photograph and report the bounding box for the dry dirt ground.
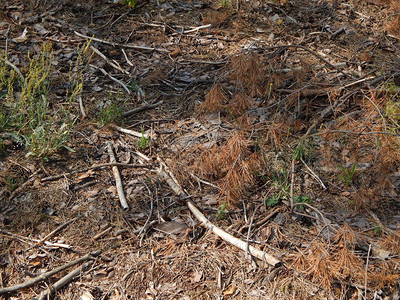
[1,0,400,299]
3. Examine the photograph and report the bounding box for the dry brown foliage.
[228,53,265,97]
[140,66,166,85]
[291,225,363,290]
[197,83,227,114]
[388,1,400,37]
[380,232,400,255]
[229,93,253,116]
[194,132,263,205]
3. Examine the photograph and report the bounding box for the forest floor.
[0,0,400,299]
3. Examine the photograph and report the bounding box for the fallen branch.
[90,46,129,75]
[37,260,94,300]
[187,201,281,267]
[0,251,100,295]
[27,218,78,250]
[156,160,281,267]
[107,142,129,210]
[77,95,87,118]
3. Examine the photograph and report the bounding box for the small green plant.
[122,0,135,7]
[26,121,75,158]
[293,195,312,211]
[217,203,228,220]
[137,127,150,150]
[263,168,290,207]
[5,174,17,192]
[66,39,92,104]
[338,162,358,186]
[266,194,280,207]
[98,100,123,126]
[220,0,228,7]
[293,139,313,161]
[373,225,382,235]
[0,42,77,158]
[129,80,138,92]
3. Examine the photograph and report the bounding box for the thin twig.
[74,31,169,53]
[156,162,281,267]
[89,64,131,94]
[28,218,78,250]
[289,158,295,212]
[41,163,150,182]
[301,158,327,189]
[364,244,372,300]
[110,124,151,139]
[122,100,163,118]
[0,251,100,295]
[90,46,129,75]
[187,201,281,267]
[0,58,25,83]
[77,95,87,118]
[107,142,129,210]
[260,44,336,68]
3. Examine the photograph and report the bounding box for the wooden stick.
[106,142,129,210]
[77,96,87,118]
[110,124,151,139]
[0,251,100,295]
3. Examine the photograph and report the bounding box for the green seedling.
[5,174,17,192]
[137,127,150,150]
[338,162,358,186]
[122,0,136,7]
[220,0,228,7]
[98,100,123,126]
[217,203,228,220]
[266,194,280,207]
[373,225,382,235]
[129,80,138,92]
[293,195,312,211]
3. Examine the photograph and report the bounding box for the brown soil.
[1,0,400,299]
